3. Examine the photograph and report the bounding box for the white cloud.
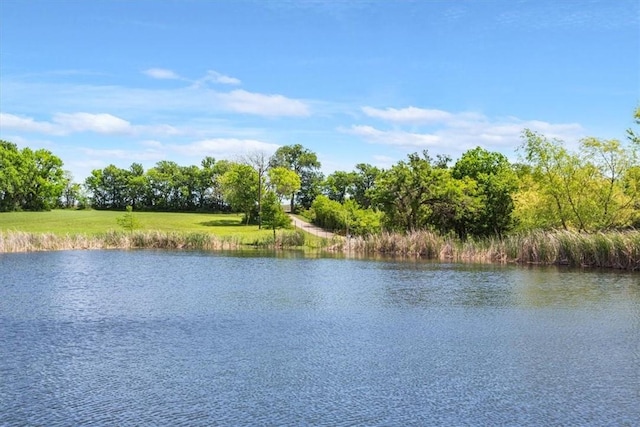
[80,147,164,161]
[0,113,61,134]
[53,112,133,134]
[170,138,280,157]
[217,90,311,117]
[362,106,453,124]
[344,125,441,147]
[203,70,241,85]
[1,112,182,137]
[347,107,585,157]
[143,68,181,80]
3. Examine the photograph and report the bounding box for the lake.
[1,250,638,426]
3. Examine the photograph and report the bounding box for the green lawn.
[0,210,275,240]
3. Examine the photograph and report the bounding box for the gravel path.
[288,215,339,239]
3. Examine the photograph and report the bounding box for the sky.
[1,0,638,182]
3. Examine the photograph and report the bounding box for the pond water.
[1,250,639,426]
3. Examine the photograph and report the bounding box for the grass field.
[0,210,274,240]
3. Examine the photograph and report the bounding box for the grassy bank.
[336,230,640,270]
[0,210,318,252]
[2,210,639,270]
[0,210,268,236]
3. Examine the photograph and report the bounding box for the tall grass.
[340,229,640,270]
[250,230,306,248]
[0,230,242,253]
[3,228,639,270]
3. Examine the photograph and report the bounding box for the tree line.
[2,109,638,238]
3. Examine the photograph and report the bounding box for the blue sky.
[1,0,638,182]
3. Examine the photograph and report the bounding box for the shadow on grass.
[199,219,243,227]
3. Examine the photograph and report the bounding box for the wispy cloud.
[0,113,61,135]
[346,107,585,155]
[53,112,133,134]
[362,106,453,124]
[143,68,182,80]
[3,75,309,119]
[169,138,280,157]
[143,68,242,86]
[195,70,242,86]
[344,125,441,147]
[217,90,311,117]
[1,112,179,137]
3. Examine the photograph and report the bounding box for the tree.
[8,146,66,211]
[0,141,24,211]
[323,170,356,203]
[452,147,517,237]
[516,129,639,232]
[126,163,148,210]
[60,171,82,208]
[245,151,269,228]
[268,167,301,200]
[261,191,291,240]
[116,205,141,232]
[269,144,321,212]
[352,163,381,208]
[581,136,638,228]
[220,163,259,224]
[370,151,481,237]
[84,164,130,210]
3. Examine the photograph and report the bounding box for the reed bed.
[3,229,639,270]
[340,229,640,270]
[250,230,306,248]
[0,230,242,253]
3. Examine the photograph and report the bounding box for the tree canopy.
[3,109,638,237]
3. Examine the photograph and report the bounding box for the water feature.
[1,250,638,425]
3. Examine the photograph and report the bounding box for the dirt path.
[288,215,339,239]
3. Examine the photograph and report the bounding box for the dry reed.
[0,230,242,253]
[3,229,638,270]
[340,229,640,270]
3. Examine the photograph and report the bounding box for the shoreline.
[2,229,639,271]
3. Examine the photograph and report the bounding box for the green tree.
[580,136,638,228]
[269,144,321,212]
[116,205,141,232]
[220,163,259,224]
[85,164,130,209]
[19,147,66,211]
[452,147,517,237]
[268,167,301,200]
[352,163,381,208]
[60,171,82,208]
[323,170,356,203]
[261,191,291,239]
[371,151,480,237]
[0,141,24,211]
[245,151,269,228]
[517,129,639,231]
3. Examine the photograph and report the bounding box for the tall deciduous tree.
[323,171,356,203]
[1,141,66,211]
[261,191,291,239]
[352,163,381,208]
[517,129,639,231]
[269,144,321,212]
[245,151,269,228]
[452,147,517,237]
[220,163,259,224]
[268,167,301,201]
[371,151,480,237]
